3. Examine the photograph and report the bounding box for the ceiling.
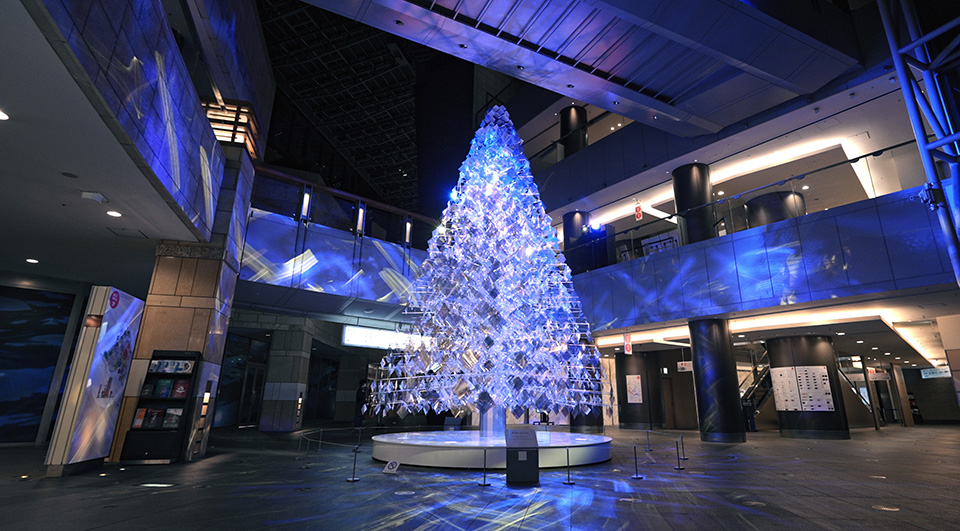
[305,0,860,139]
[0,1,198,296]
[258,0,432,211]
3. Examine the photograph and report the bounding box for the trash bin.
[505,429,539,486]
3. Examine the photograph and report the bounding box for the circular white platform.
[371,430,612,469]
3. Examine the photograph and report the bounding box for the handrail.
[837,368,872,409]
[255,164,440,226]
[561,138,919,257]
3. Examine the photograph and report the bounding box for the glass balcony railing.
[562,139,928,274]
[239,167,437,304]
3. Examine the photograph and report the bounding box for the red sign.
[623,333,632,355]
[109,290,120,309]
[635,205,643,221]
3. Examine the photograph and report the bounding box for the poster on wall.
[770,365,834,412]
[65,287,144,464]
[625,374,643,403]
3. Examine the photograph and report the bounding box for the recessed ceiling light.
[394,19,404,25]
[903,360,909,363]
[458,44,467,49]
[856,340,864,344]
[25,258,38,264]
[717,190,725,196]
[884,352,891,355]
[610,127,615,130]
[0,109,9,121]
[802,185,810,190]
[871,347,878,350]
[895,356,901,359]
[737,334,745,338]
[836,332,845,335]
[617,123,622,127]
[106,210,122,217]
[516,65,524,70]
[612,101,620,105]
[567,84,575,88]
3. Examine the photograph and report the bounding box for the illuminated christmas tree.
[371,106,606,424]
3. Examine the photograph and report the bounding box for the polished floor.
[1,423,958,530]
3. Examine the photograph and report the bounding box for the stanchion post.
[674,441,685,471]
[679,435,688,461]
[354,426,362,453]
[631,445,643,479]
[645,430,652,452]
[478,448,491,487]
[347,444,360,482]
[562,447,575,485]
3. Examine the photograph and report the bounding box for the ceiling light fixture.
[717,190,725,196]
[26,258,38,264]
[0,109,9,121]
[106,210,122,217]
[836,332,845,335]
[516,65,524,70]
[567,84,575,88]
[871,347,879,350]
[802,185,810,190]
[394,19,404,25]
[612,101,620,105]
[458,44,467,49]
[857,340,864,344]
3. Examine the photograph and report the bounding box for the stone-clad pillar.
[259,329,311,432]
[109,146,254,462]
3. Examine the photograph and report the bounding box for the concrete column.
[767,335,850,439]
[559,105,588,157]
[671,163,716,245]
[259,329,311,432]
[689,318,746,443]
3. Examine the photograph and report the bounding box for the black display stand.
[120,351,201,464]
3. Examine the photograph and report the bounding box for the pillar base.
[700,431,747,443]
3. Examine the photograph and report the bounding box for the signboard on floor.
[383,460,400,474]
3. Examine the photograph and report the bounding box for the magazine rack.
[120,351,201,464]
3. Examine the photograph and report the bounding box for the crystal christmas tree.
[371,106,606,423]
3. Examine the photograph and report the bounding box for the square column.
[259,329,311,432]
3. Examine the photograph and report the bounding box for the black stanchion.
[562,447,575,485]
[645,430,652,452]
[347,444,360,482]
[674,441,685,471]
[478,448,491,487]
[631,445,644,479]
[679,435,688,460]
[353,427,362,453]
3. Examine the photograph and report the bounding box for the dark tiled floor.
[1,424,958,530]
